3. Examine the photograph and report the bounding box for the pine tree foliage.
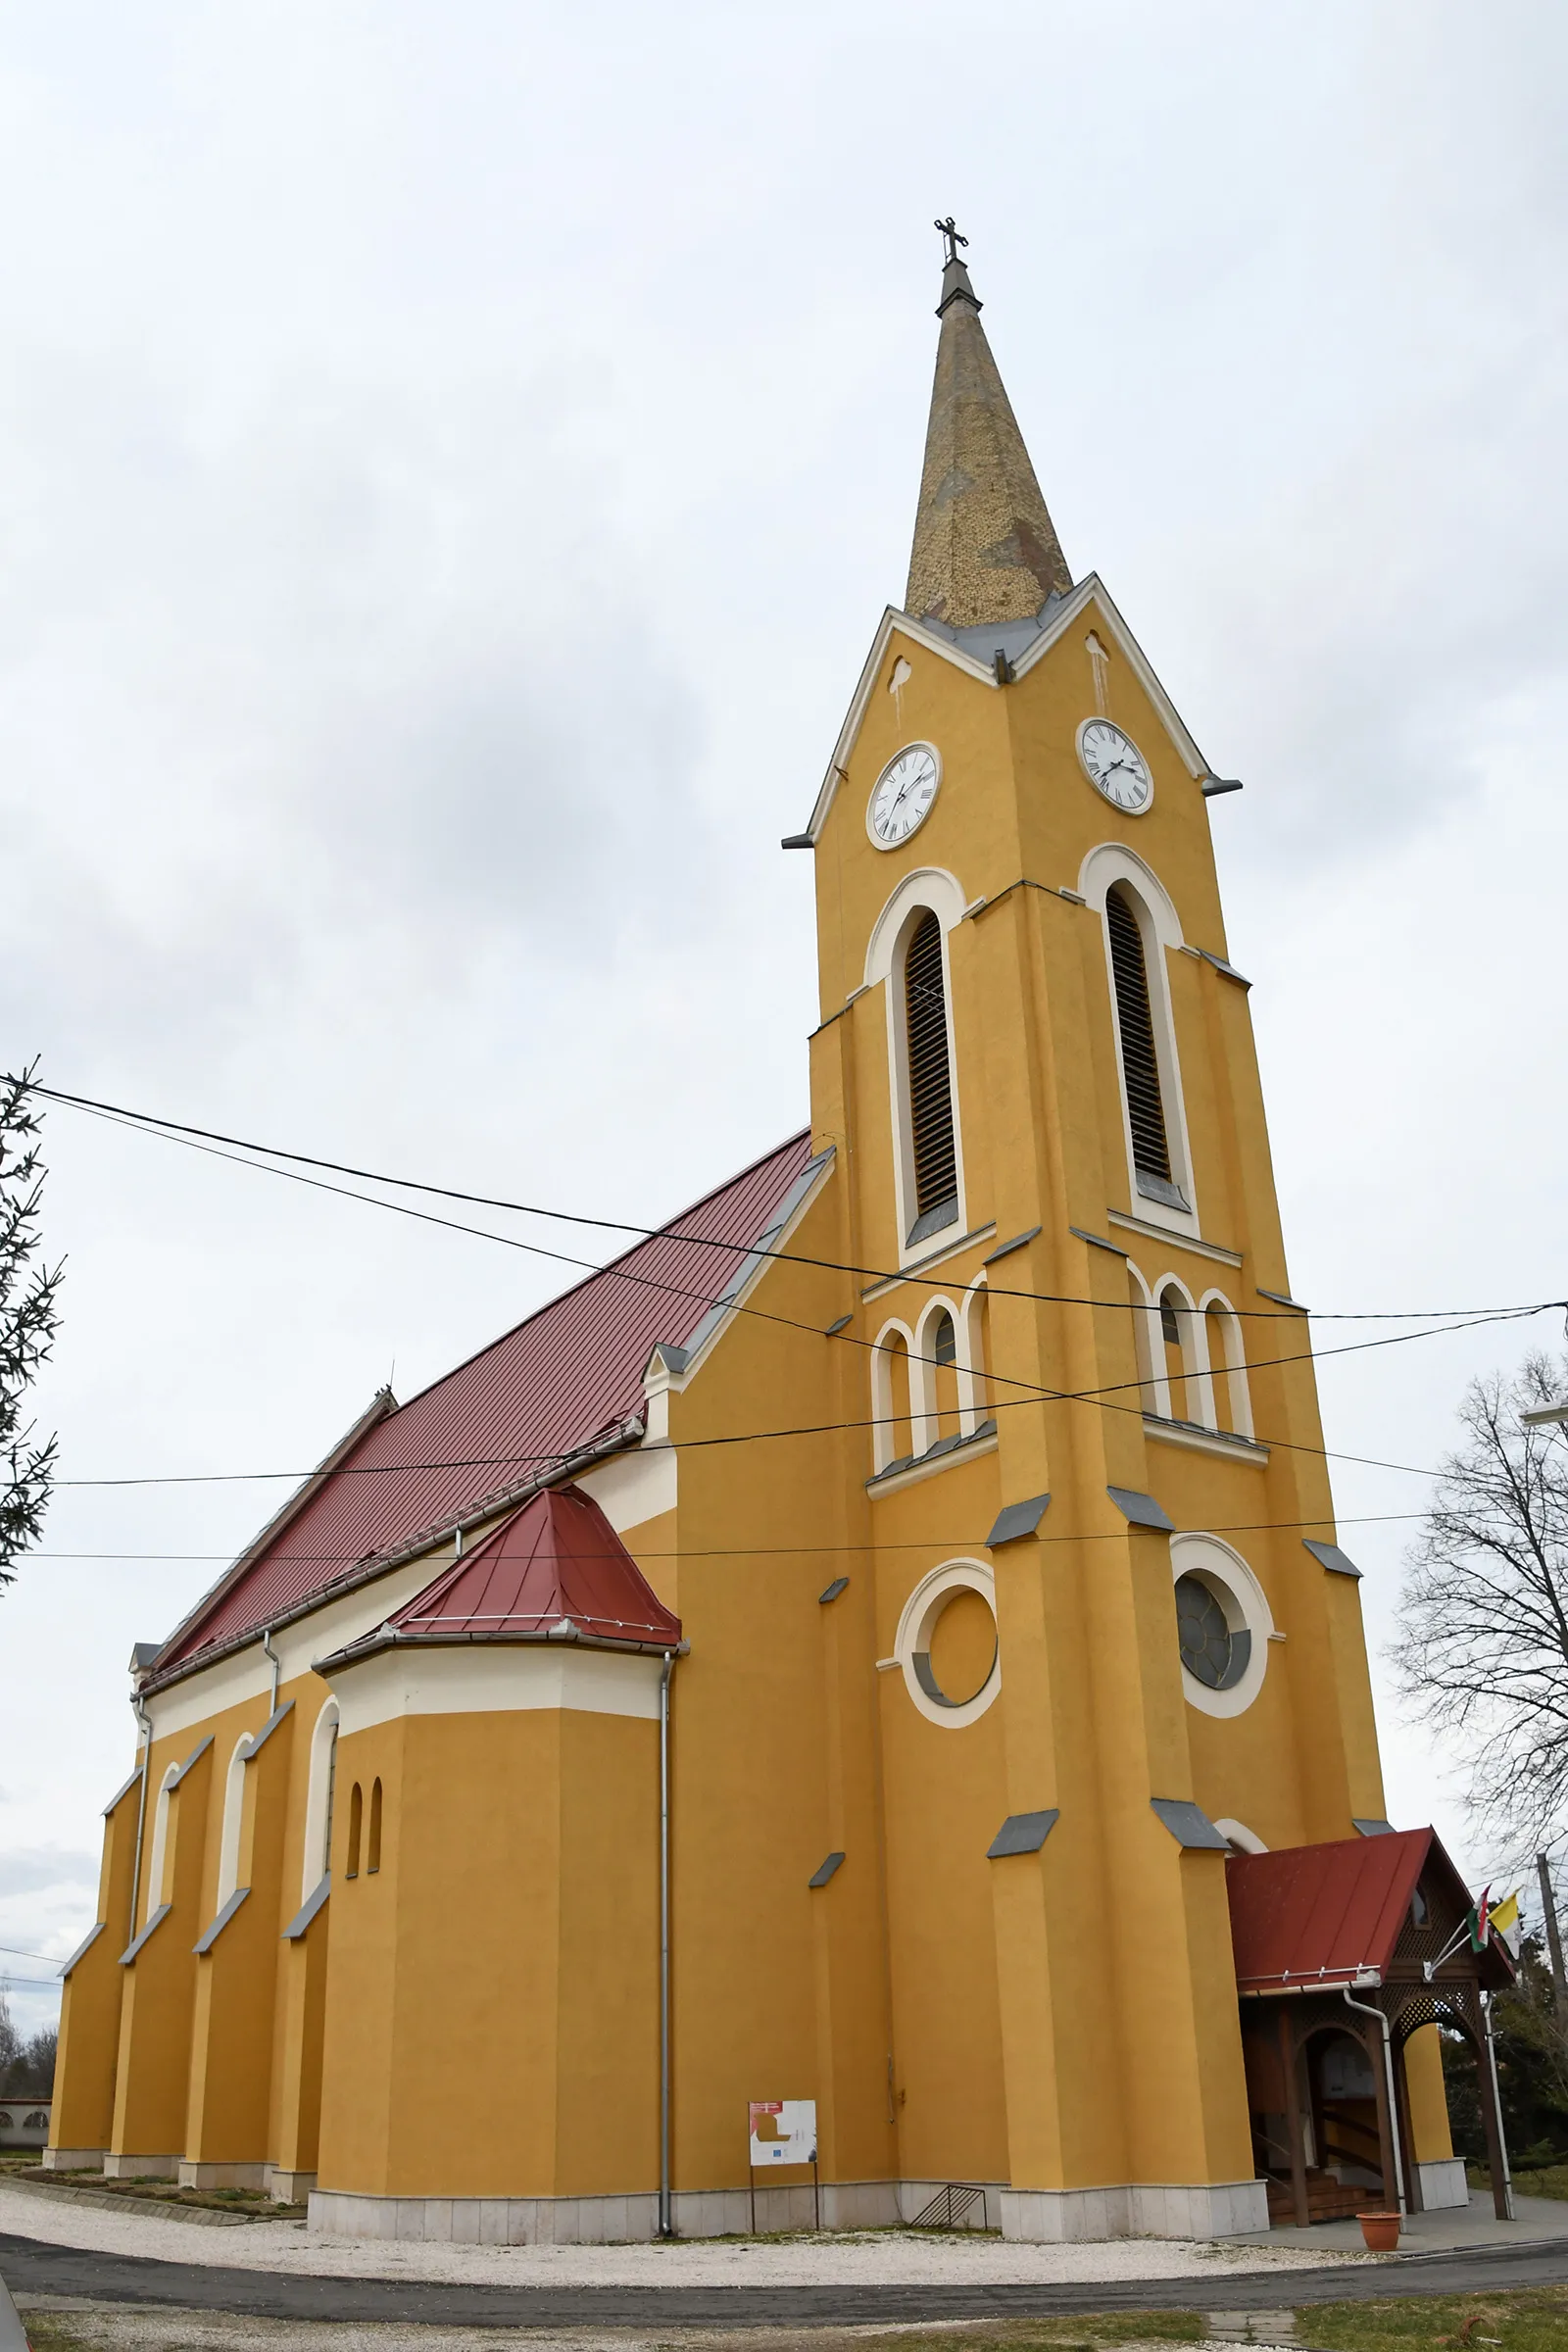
[1394,1352,1568,1849]
[0,1064,61,1590]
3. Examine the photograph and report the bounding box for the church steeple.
[905,221,1072,629]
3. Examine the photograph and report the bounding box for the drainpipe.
[262,1626,281,1712]
[125,1691,153,1945]
[659,1649,675,2238]
[1480,1990,1516,2221]
[1343,1985,1405,2214]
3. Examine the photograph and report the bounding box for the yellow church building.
[49,232,1509,2244]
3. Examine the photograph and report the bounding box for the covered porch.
[1226,1828,1515,2229]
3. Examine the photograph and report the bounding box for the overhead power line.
[16,1073,1555,1325]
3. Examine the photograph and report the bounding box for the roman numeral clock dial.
[1077,719,1153,814]
[867,743,941,847]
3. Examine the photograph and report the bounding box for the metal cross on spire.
[933,217,968,268]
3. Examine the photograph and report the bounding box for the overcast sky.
[3,0,1566,2035]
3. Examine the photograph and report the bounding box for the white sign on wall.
[748,2099,817,2166]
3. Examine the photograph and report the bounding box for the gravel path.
[0,2188,1362,2287]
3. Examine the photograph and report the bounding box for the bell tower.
[792,228,1393,2237]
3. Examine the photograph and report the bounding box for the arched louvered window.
[1105,886,1179,1201]
[904,910,958,1242]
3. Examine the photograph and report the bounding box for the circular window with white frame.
[1169,1533,1273,1718]
[894,1560,1001,1728]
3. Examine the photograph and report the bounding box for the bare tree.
[1393,1351,1568,1850]
[0,1064,61,1591]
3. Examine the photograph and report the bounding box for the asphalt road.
[5,2230,1568,2326]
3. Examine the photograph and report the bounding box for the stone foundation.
[1000,2179,1269,2241]
[309,2176,1270,2242]
[40,2148,106,2173]
[103,2152,180,2181]
[179,2160,268,2190]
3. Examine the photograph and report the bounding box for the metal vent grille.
[1105,888,1172,1182]
[905,911,958,1223]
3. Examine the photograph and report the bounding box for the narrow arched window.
[346,1783,363,1880]
[905,911,958,1241]
[1159,1286,1190,1419]
[1105,887,1174,1196]
[368,1779,383,1875]
[321,1723,338,1881]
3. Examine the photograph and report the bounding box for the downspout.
[1343,1985,1406,2214]
[125,1691,152,1945]
[658,1648,675,2238]
[1480,1989,1516,2221]
[262,1626,281,1712]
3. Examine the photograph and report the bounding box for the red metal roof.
[373,1483,681,1652]
[1226,1829,1461,1991]
[155,1132,813,1676]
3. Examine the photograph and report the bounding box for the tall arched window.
[368,1779,383,1875]
[1105,886,1178,1200]
[216,1734,251,1908]
[346,1783,363,1881]
[302,1698,339,1901]
[144,1762,179,1924]
[904,910,958,1242]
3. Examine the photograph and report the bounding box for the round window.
[1169,1536,1273,1718]
[1174,1573,1247,1690]
[895,1561,1002,1728]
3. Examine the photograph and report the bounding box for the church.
[48,231,1513,2243]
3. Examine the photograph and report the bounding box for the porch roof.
[1226,1827,1492,1994]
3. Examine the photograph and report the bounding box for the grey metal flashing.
[282,1876,331,1940]
[1106,1486,1175,1532]
[860,1221,997,1301]
[242,1699,295,1756]
[1303,1539,1362,1581]
[984,1226,1041,1265]
[1200,776,1244,796]
[59,1922,106,1978]
[1136,1169,1192,1212]
[1069,1225,1127,1257]
[987,1809,1059,1858]
[194,1887,250,1955]
[818,1577,850,1605]
[808,1852,845,1888]
[1353,1817,1396,1838]
[1194,948,1251,989]
[102,1766,145,1817]
[129,1641,164,1675]
[987,1494,1052,1548]
[1256,1287,1308,1312]
[646,1343,689,1378]
[864,1417,998,1494]
[676,1148,836,1367]
[1151,1798,1229,1851]
[169,1735,214,1788]
[780,832,814,850]
[825,1314,853,1337]
[120,1903,172,1966]
[907,1196,960,1248]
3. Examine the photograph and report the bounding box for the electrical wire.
[25,1508,1438,1564]
[16,1073,1556,1327]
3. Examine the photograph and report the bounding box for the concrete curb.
[3,2176,284,2229]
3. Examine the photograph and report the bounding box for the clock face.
[867,743,941,848]
[1077,719,1153,814]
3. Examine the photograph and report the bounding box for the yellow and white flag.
[1489,1888,1522,1956]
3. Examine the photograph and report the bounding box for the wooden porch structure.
[1227,1829,1515,2227]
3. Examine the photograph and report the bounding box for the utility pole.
[1537,1852,1568,2030]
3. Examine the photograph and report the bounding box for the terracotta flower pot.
[1358,2210,1401,2252]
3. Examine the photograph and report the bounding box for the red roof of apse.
[345,1483,681,1655]
[1225,1829,1508,1992]
[153,1132,813,1679]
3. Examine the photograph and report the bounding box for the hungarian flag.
[1467,1886,1493,1950]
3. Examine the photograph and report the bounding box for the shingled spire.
[905,223,1072,629]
